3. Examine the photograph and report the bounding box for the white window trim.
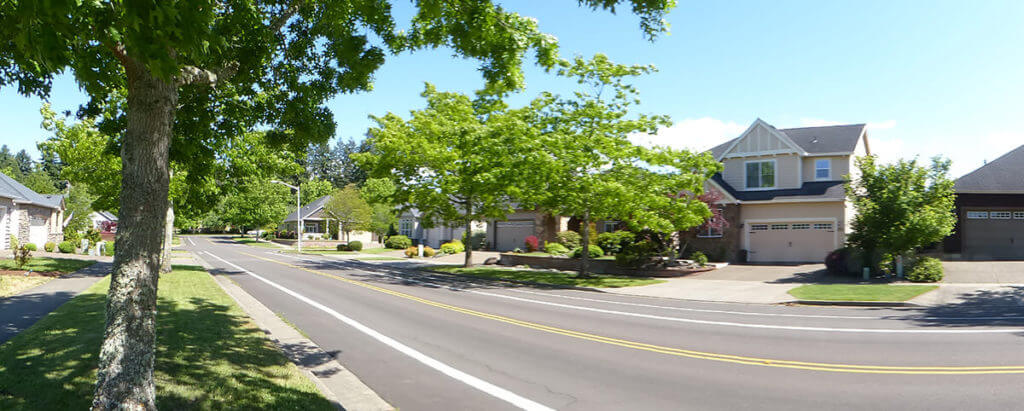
[1014,212,1024,220]
[814,158,831,180]
[399,219,414,237]
[966,211,988,219]
[603,220,619,233]
[743,159,777,190]
[990,211,1012,220]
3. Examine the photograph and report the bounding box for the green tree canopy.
[323,184,372,241]
[846,155,957,265]
[300,179,334,205]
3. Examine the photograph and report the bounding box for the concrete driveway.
[690,263,836,283]
[942,261,1024,284]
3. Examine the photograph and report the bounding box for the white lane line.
[202,251,553,411]
[271,254,1024,334]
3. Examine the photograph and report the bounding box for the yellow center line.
[241,251,1024,375]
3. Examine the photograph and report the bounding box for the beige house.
[279,195,374,242]
[1,171,65,250]
[683,119,870,263]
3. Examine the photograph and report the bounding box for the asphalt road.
[185,236,1024,410]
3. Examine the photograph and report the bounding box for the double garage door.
[962,210,1024,260]
[747,221,836,263]
[495,220,535,251]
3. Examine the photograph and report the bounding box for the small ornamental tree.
[845,155,956,270]
[323,185,373,241]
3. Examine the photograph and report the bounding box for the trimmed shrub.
[103,242,115,257]
[615,238,664,268]
[440,240,465,254]
[14,245,31,268]
[44,241,56,252]
[404,246,435,257]
[690,251,708,267]
[336,243,350,251]
[64,230,82,245]
[555,231,581,250]
[386,235,412,249]
[597,231,634,255]
[906,257,943,283]
[524,235,539,252]
[544,242,569,256]
[423,246,436,257]
[465,231,487,250]
[571,245,604,259]
[24,243,37,251]
[348,241,363,251]
[58,241,75,253]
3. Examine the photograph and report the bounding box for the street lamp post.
[271,180,301,253]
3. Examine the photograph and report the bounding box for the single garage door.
[495,220,535,251]
[963,210,1024,260]
[747,222,836,263]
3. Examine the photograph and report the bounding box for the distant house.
[0,171,66,249]
[279,195,374,242]
[89,211,118,233]
[944,145,1024,260]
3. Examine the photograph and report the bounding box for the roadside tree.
[323,185,373,241]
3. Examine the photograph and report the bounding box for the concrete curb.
[788,300,922,307]
[193,253,393,411]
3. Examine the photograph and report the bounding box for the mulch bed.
[0,270,63,278]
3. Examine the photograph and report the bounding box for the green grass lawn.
[0,276,52,298]
[0,265,332,410]
[0,258,95,274]
[431,265,665,288]
[234,237,288,249]
[787,284,939,302]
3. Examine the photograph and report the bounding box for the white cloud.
[630,117,746,152]
[870,130,1022,178]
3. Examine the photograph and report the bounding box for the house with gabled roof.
[279,194,374,242]
[681,119,871,263]
[0,171,66,249]
[943,145,1024,260]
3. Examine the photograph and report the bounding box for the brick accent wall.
[679,204,742,263]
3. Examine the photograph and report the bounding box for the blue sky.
[2,1,1023,177]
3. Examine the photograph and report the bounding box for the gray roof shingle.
[954,145,1024,193]
[711,174,845,202]
[0,171,64,209]
[710,123,866,158]
[282,195,331,222]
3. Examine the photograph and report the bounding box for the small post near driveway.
[272,180,302,253]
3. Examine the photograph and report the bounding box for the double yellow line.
[244,252,1024,375]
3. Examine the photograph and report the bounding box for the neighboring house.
[943,145,1024,260]
[486,208,567,252]
[89,211,119,233]
[279,195,374,242]
[0,171,66,249]
[397,209,487,249]
[681,119,871,263]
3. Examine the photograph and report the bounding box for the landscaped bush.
[440,240,465,254]
[336,243,350,251]
[58,241,75,254]
[555,231,581,249]
[24,243,37,251]
[386,235,412,249]
[544,242,569,256]
[824,247,871,275]
[615,238,665,268]
[348,241,363,251]
[44,241,56,252]
[84,228,102,247]
[524,235,539,252]
[14,244,31,268]
[597,231,635,255]
[64,230,82,245]
[690,251,708,267]
[465,231,487,250]
[103,242,115,256]
[906,257,943,283]
[571,245,603,259]
[404,245,436,258]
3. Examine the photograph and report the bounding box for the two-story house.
[682,119,870,263]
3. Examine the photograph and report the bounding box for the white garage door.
[747,221,836,263]
[495,220,535,251]
[29,215,48,247]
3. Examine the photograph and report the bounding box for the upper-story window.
[399,219,413,237]
[745,160,775,189]
[815,159,831,180]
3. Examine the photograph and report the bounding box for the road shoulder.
[195,253,393,411]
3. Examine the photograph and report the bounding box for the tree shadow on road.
[909,286,1024,329]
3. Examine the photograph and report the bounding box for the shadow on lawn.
[0,271,332,410]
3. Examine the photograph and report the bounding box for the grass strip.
[0,265,332,410]
[788,284,938,302]
[0,258,95,274]
[431,265,664,288]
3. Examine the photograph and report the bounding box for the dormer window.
[814,159,831,180]
[745,160,776,189]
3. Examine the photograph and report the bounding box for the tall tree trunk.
[464,219,473,268]
[93,58,176,410]
[579,211,590,276]
[159,205,174,273]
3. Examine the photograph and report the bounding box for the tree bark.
[579,211,590,276]
[92,57,177,411]
[159,205,174,273]
[464,219,473,268]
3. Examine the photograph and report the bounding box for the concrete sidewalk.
[0,261,111,344]
[600,278,799,304]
